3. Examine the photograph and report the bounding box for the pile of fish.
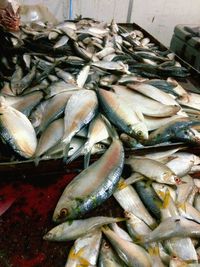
[0,13,200,267]
[44,147,200,266]
[0,17,200,163]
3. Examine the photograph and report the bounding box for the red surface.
[0,173,77,267]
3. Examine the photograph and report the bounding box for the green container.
[170,24,200,71]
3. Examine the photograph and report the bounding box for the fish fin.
[116,179,128,191]
[84,149,92,168]
[63,142,71,163]
[176,202,186,211]
[162,189,171,209]
[33,156,41,167]
[148,246,160,256]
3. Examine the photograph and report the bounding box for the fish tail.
[63,142,71,163]
[33,156,41,166]
[66,143,85,165]
[84,148,92,168]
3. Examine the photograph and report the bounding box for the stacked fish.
[0,18,200,163]
[44,147,200,266]
[0,15,200,267]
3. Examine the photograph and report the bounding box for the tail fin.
[66,142,86,165]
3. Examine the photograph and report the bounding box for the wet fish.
[102,226,152,267]
[62,90,98,158]
[98,88,148,141]
[0,97,37,158]
[65,230,101,267]
[126,157,181,185]
[44,216,124,241]
[53,138,124,222]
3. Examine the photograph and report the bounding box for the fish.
[110,222,132,242]
[113,178,156,228]
[98,88,148,141]
[112,85,180,118]
[65,230,102,267]
[67,114,110,167]
[102,226,152,267]
[143,216,200,243]
[43,216,124,241]
[134,180,162,219]
[99,239,126,267]
[36,91,75,134]
[62,90,98,158]
[53,138,124,222]
[34,118,64,158]
[0,97,37,158]
[76,64,90,88]
[126,157,181,185]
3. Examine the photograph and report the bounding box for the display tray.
[1,22,200,267]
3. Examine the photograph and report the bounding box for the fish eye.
[104,243,110,249]
[59,208,68,218]
[175,177,181,184]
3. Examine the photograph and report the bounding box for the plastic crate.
[170,24,200,71]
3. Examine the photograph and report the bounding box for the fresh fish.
[65,230,101,267]
[53,138,124,222]
[102,226,152,267]
[143,216,200,243]
[92,61,129,73]
[34,118,64,158]
[166,155,195,177]
[36,91,75,134]
[29,99,49,128]
[67,114,110,166]
[135,180,162,219]
[4,91,44,117]
[99,239,126,267]
[125,211,152,241]
[53,35,69,49]
[10,65,23,92]
[44,216,123,241]
[127,83,179,106]
[148,246,166,267]
[126,157,181,185]
[98,88,148,141]
[112,85,180,118]
[178,202,200,224]
[176,175,195,204]
[114,179,156,228]
[62,90,98,158]
[0,97,37,158]
[146,118,200,145]
[110,222,132,242]
[77,64,90,88]
[46,81,79,98]
[55,68,76,84]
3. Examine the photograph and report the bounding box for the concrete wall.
[18,0,200,47]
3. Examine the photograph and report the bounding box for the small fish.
[102,226,152,267]
[53,35,69,49]
[143,216,200,243]
[62,90,98,158]
[65,230,101,267]
[126,157,181,185]
[98,88,148,141]
[77,64,90,88]
[99,239,126,267]
[44,216,124,241]
[114,178,156,228]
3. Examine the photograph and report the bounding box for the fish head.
[53,199,78,223]
[129,122,149,141]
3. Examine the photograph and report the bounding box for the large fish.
[53,138,124,222]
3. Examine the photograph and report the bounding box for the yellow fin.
[148,246,159,256]
[162,189,171,209]
[177,202,186,211]
[78,256,91,266]
[117,179,127,190]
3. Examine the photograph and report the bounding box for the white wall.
[18,0,200,47]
